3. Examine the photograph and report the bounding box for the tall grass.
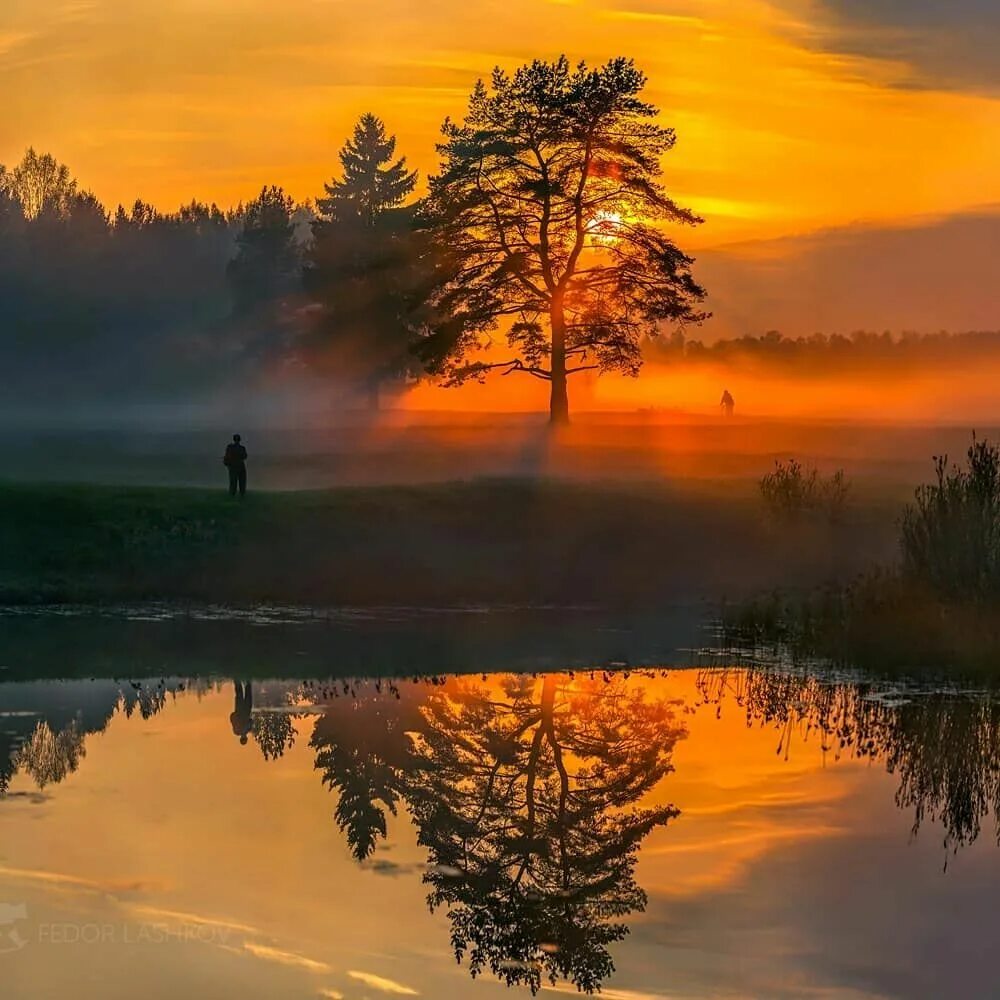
[901,435,1000,600]
[759,459,849,522]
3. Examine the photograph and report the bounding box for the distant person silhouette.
[231,681,253,746]
[223,434,248,497]
[720,389,735,418]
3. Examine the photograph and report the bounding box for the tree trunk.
[549,296,570,426]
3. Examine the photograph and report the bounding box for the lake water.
[2,628,999,998]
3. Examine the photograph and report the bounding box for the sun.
[589,210,624,245]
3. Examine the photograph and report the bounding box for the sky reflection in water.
[2,668,1000,999]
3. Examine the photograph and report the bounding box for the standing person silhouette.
[223,434,248,497]
[230,680,253,746]
[720,389,735,418]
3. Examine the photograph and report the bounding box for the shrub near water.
[759,459,849,522]
[901,435,1000,600]
[728,436,1000,676]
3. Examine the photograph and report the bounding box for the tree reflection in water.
[697,665,1000,856]
[10,666,1000,990]
[311,672,685,993]
[15,719,87,789]
[0,678,190,797]
[411,674,684,992]
[310,678,419,861]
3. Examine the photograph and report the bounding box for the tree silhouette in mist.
[6,148,78,220]
[0,148,242,400]
[228,184,301,320]
[416,56,708,425]
[304,114,428,410]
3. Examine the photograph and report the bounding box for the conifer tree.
[305,116,425,409]
[317,113,417,227]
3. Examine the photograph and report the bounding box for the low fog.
[3,364,999,491]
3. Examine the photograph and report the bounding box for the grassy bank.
[0,479,896,608]
[721,577,1000,678]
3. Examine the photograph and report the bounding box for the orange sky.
[1,0,998,248]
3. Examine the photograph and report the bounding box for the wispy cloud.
[544,985,670,1000]
[127,904,261,937]
[244,941,333,974]
[0,31,33,57]
[348,970,419,995]
[0,865,156,895]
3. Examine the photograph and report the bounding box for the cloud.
[543,986,670,1000]
[127,904,261,937]
[812,0,1000,91]
[364,858,426,878]
[0,865,156,896]
[347,970,419,995]
[0,30,33,56]
[698,208,1000,337]
[243,941,333,974]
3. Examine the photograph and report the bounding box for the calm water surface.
[2,655,999,999]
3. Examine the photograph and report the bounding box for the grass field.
[0,478,899,607]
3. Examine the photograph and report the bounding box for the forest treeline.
[0,148,309,401]
[647,328,1000,375]
[0,56,991,417]
[1,56,711,421]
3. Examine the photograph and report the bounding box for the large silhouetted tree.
[305,115,425,409]
[416,56,708,424]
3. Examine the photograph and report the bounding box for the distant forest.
[0,148,313,402]
[1,139,997,408]
[646,329,1000,375]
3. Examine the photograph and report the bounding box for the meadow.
[0,473,894,608]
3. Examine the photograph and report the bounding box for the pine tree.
[305,116,427,409]
[416,57,708,425]
[317,113,417,227]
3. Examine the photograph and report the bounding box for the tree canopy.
[304,115,427,407]
[416,56,708,423]
[317,112,417,226]
[227,184,301,318]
